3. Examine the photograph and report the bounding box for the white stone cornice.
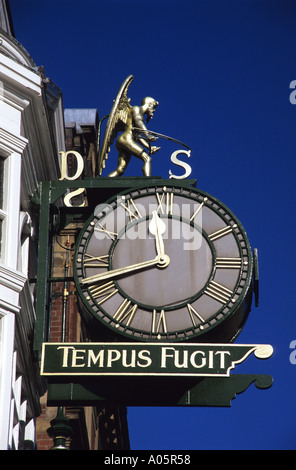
[0,263,27,293]
[0,126,28,155]
[0,264,26,315]
[0,52,42,97]
[0,298,20,315]
[0,31,35,68]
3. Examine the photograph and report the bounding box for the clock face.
[74,184,253,342]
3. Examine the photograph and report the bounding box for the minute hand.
[81,254,170,285]
[149,211,166,257]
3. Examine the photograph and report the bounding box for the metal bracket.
[46,374,273,407]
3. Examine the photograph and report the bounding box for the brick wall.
[36,235,82,450]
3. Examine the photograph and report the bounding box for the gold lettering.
[190,351,207,368]
[190,197,208,222]
[94,223,117,240]
[137,350,152,367]
[152,309,167,336]
[87,281,118,304]
[59,151,84,181]
[107,349,121,367]
[204,281,233,304]
[87,349,104,368]
[122,349,136,367]
[57,346,74,367]
[187,303,205,329]
[161,347,175,368]
[64,187,87,207]
[59,151,88,207]
[208,224,237,241]
[169,149,192,180]
[121,197,142,222]
[216,257,242,269]
[156,191,174,215]
[84,253,109,268]
[113,299,138,327]
[71,348,86,367]
[215,350,231,369]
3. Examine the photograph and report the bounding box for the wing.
[98,75,134,175]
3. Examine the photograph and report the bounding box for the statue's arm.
[132,107,158,150]
[131,107,150,149]
[132,107,147,131]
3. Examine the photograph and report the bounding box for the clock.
[73,184,253,343]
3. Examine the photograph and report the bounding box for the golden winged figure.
[98,75,160,177]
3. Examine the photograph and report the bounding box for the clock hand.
[81,254,170,285]
[149,210,166,257]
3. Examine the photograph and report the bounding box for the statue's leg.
[139,151,151,177]
[108,154,130,177]
[117,135,152,176]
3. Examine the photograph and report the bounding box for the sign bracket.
[46,374,273,407]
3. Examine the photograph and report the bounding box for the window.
[0,156,7,259]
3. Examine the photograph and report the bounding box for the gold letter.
[87,349,105,368]
[190,351,206,368]
[161,347,175,368]
[137,350,152,367]
[169,150,192,179]
[71,348,86,367]
[59,151,84,181]
[57,346,74,367]
[63,187,87,207]
[215,350,231,369]
[107,349,121,367]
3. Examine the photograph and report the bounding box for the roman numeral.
[190,197,208,222]
[208,224,237,241]
[216,257,242,269]
[152,309,167,335]
[87,280,118,304]
[156,191,174,215]
[113,299,138,327]
[121,197,142,221]
[187,303,205,329]
[84,253,109,268]
[94,222,117,240]
[204,281,233,304]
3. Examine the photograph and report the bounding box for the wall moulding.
[0,51,42,98]
[0,30,36,68]
[0,127,27,155]
[0,263,27,293]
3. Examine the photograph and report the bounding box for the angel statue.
[98,75,161,177]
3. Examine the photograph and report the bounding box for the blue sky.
[9,0,296,449]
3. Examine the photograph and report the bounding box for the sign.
[58,150,193,207]
[41,342,273,378]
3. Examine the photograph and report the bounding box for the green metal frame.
[46,374,273,407]
[31,177,273,409]
[32,177,197,351]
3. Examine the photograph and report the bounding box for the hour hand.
[81,254,170,286]
[149,211,166,257]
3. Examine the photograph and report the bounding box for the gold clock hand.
[149,210,166,257]
[81,254,170,285]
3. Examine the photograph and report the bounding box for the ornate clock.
[73,184,253,343]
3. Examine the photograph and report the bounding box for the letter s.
[63,187,87,207]
[137,350,152,367]
[169,150,192,179]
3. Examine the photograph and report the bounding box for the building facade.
[0,1,129,450]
